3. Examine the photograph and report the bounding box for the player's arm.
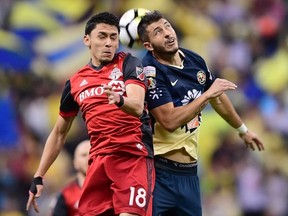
[34,115,75,178]
[26,115,75,213]
[150,95,209,132]
[121,83,145,116]
[150,78,237,132]
[210,93,264,151]
[103,83,145,117]
[26,80,78,213]
[104,54,146,117]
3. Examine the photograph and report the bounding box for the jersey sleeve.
[145,66,173,111]
[59,80,79,117]
[122,54,146,89]
[51,193,68,216]
[204,66,216,91]
[197,55,216,91]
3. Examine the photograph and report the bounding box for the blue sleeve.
[145,66,173,111]
[204,68,216,91]
[196,55,216,91]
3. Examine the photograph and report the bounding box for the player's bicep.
[150,102,174,126]
[126,83,145,100]
[55,115,75,134]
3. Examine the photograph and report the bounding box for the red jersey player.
[26,12,154,216]
[51,140,90,216]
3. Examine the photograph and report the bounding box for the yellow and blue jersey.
[142,48,215,160]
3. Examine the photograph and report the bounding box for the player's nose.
[163,28,172,38]
[105,38,113,47]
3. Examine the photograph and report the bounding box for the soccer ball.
[119,8,150,48]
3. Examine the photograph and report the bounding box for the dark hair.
[85,12,120,35]
[137,10,163,42]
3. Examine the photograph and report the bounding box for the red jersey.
[59,52,153,159]
[52,179,81,216]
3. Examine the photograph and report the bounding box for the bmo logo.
[79,87,104,102]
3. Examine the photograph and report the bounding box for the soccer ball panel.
[119,26,132,46]
[119,8,150,48]
[128,17,141,40]
[119,9,136,26]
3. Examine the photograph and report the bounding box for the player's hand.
[26,176,43,213]
[206,78,237,99]
[103,84,122,105]
[239,130,265,151]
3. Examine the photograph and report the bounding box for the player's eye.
[110,35,118,40]
[98,35,106,39]
[154,29,162,35]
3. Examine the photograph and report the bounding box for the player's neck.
[153,50,182,67]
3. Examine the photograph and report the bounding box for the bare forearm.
[174,94,209,126]
[34,132,66,177]
[154,93,210,132]
[34,116,74,177]
[119,96,144,117]
[210,93,242,128]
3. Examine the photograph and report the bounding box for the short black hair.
[85,12,120,35]
[137,10,163,42]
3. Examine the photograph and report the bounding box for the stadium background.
[0,0,288,215]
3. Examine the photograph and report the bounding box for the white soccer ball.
[119,8,150,48]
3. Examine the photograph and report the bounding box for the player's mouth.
[166,38,176,46]
[102,51,113,57]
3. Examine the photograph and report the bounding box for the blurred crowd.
[0,0,288,215]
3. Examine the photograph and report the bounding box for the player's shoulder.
[68,63,91,82]
[180,48,204,60]
[142,51,154,63]
[118,51,139,61]
[120,52,142,67]
[117,51,129,58]
[180,47,207,68]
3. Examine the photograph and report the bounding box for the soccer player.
[26,12,154,216]
[137,10,264,216]
[51,139,90,216]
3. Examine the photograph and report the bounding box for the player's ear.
[143,42,153,51]
[83,35,91,47]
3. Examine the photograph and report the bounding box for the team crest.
[136,67,145,81]
[197,71,206,85]
[108,80,125,95]
[109,67,123,80]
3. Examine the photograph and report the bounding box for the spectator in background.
[235,155,267,216]
[51,139,90,216]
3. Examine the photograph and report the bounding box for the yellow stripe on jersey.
[153,122,200,160]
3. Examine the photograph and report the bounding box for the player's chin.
[166,46,178,54]
[100,56,114,63]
